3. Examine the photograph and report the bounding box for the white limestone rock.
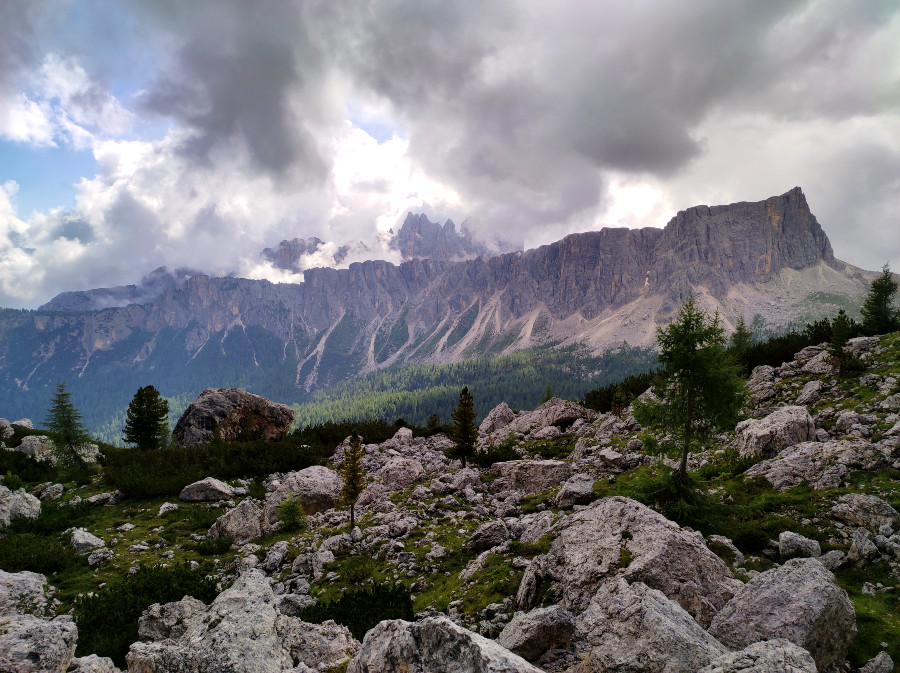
[735,406,816,458]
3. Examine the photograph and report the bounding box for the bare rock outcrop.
[708,558,856,672]
[208,498,268,544]
[735,406,816,458]
[127,569,359,673]
[0,570,56,618]
[0,614,78,673]
[830,493,900,533]
[264,466,342,520]
[507,398,596,437]
[576,578,728,673]
[490,460,572,494]
[173,388,294,447]
[698,639,817,673]
[497,605,576,662]
[346,615,543,673]
[744,440,890,491]
[377,457,426,491]
[479,402,517,436]
[518,497,740,627]
[66,654,122,673]
[0,484,41,528]
[179,477,237,502]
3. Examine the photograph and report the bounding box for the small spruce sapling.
[828,309,852,375]
[339,432,366,532]
[44,382,92,480]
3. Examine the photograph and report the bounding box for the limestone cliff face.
[0,188,868,397]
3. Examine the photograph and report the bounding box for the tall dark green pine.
[633,296,746,483]
[828,309,852,376]
[44,382,90,469]
[124,385,170,450]
[448,386,478,468]
[861,264,900,336]
[339,432,366,532]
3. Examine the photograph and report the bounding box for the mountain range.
[0,187,874,428]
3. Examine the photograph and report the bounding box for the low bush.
[74,563,219,667]
[471,435,519,468]
[299,583,413,641]
[2,470,23,490]
[0,532,74,574]
[103,435,332,498]
[278,496,307,532]
[6,500,92,536]
[0,448,56,484]
[195,536,233,556]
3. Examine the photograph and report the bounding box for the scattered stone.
[88,548,115,566]
[847,528,879,566]
[697,639,817,673]
[179,477,236,502]
[497,606,576,662]
[576,578,727,673]
[0,484,41,527]
[708,558,856,672]
[346,614,542,673]
[778,531,821,559]
[817,549,846,571]
[173,387,294,447]
[67,654,123,673]
[800,350,834,375]
[70,528,106,554]
[158,502,179,516]
[138,596,208,641]
[735,406,816,458]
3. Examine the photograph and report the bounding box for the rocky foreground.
[2,334,900,672]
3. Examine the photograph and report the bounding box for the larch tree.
[124,385,170,450]
[861,264,900,336]
[448,386,478,468]
[633,296,746,483]
[339,432,366,531]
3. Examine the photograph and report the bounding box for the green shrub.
[74,564,219,667]
[278,496,306,532]
[0,533,73,574]
[0,448,56,484]
[299,583,413,641]
[3,470,24,490]
[472,434,519,467]
[195,536,233,556]
[6,500,92,536]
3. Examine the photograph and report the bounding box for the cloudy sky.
[1,0,898,308]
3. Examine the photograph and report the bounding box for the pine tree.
[124,385,170,450]
[338,432,366,531]
[730,315,753,354]
[828,309,852,375]
[633,296,746,483]
[44,382,90,473]
[448,386,478,468]
[540,384,555,404]
[861,264,900,336]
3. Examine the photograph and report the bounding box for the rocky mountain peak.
[389,212,517,261]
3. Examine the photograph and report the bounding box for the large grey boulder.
[497,605,576,662]
[264,466,342,520]
[490,460,572,494]
[744,440,889,491]
[346,615,543,673]
[179,477,236,502]
[208,498,268,544]
[709,558,856,672]
[0,418,12,440]
[70,528,106,554]
[831,493,900,533]
[859,652,895,673]
[467,519,509,553]
[735,406,816,458]
[173,388,294,447]
[0,570,56,618]
[378,457,426,491]
[575,579,727,673]
[138,596,208,641]
[0,614,78,673]
[479,402,517,435]
[778,531,821,559]
[0,484,41,527]
[508,398,596,436]
[795,380,824,405]
[555,474,595,509]
[698,639,817,673]
[127,569,359,673]
[518,497,739,627]
[11,418,33,429]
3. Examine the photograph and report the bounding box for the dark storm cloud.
[133,0,331,180]
[0,1,50,94]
